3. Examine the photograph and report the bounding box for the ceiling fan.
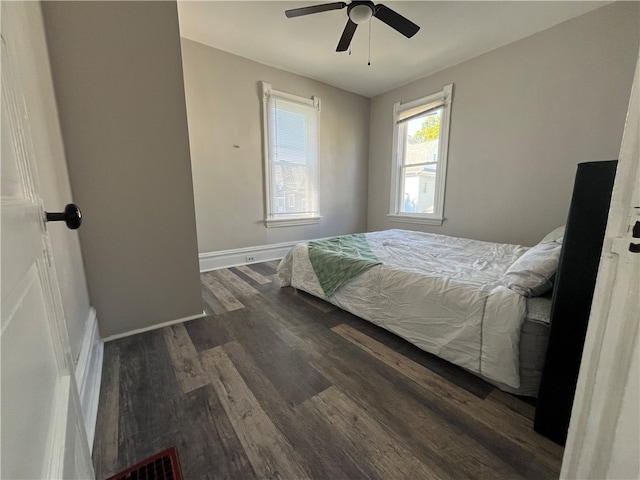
[285,1,420,53]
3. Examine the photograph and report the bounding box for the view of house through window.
[262,82,320,227]
[400,108,441,214]
[390,84,453,225]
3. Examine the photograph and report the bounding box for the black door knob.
[46,203,82,230]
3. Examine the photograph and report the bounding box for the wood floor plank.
[247,261,277,277]
[212,268,261,297]
[206,278,333,407]
[201,346,310,479]
[222,340,380,480]
[92,342,120,479]
[163,323,209,394]
[202,272,245,312]
[221,306,331,406]
[201,283,226,316]
[183,313,234,352]
[175,385,257,479]
[116,329,183,471]
[234,265,272,285]
[332,323,564,472]
[265,260,280,271]
[319,345,534,478]
[311,353,539,479]
[301,386,444,480]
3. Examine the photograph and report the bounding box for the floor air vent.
[106,447,183,480]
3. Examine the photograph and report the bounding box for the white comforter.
[278,229,529,388]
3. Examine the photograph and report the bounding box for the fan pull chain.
[368,21,371,66]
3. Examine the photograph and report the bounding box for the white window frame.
[388,84,453,226]
[261,81,321,228]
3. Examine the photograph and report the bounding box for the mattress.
[279,229,534,390]
[479,295,551,396]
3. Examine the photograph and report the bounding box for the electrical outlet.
[245,255,255,262]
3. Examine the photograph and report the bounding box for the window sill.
[387,214,444,226]
[265,215,321,228]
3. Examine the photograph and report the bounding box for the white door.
[1,2,94,478]
[561,53,640,478]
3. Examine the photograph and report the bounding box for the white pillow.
[540,225,565,244]
[503,241,562,296]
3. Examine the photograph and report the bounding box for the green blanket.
[308,233,381,297]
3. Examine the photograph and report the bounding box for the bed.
[278,228,564,397]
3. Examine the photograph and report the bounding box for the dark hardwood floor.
[92,261,563,479]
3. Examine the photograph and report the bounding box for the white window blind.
[396,101,444,125]
[262,82,320,227]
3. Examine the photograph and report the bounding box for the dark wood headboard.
[534,160,617,445]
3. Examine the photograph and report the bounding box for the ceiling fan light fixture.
[349,4,373,24]
[284,1,420,54]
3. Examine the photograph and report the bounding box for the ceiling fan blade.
[336,19,357,52]
[373,4,420,38]
[285,2,346,18]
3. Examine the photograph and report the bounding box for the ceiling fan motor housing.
[348,1,375,24]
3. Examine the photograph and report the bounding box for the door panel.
[1,265,59,479]
[0,2,94,478]
[1,203,44,304]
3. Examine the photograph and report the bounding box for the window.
[262,82,320,228]
[389,84,453,225]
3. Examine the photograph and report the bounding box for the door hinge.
[628,218,640,253]
[610,221,640,255]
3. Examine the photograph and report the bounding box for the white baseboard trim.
[102,312,206,343]
[199,240,299,272]
[74,307,103,452]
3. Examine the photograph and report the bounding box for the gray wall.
[181,39,370,254]
[42,1,203,338]
[367,1,639,246]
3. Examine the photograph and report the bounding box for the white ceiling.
[177,1,609,98]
